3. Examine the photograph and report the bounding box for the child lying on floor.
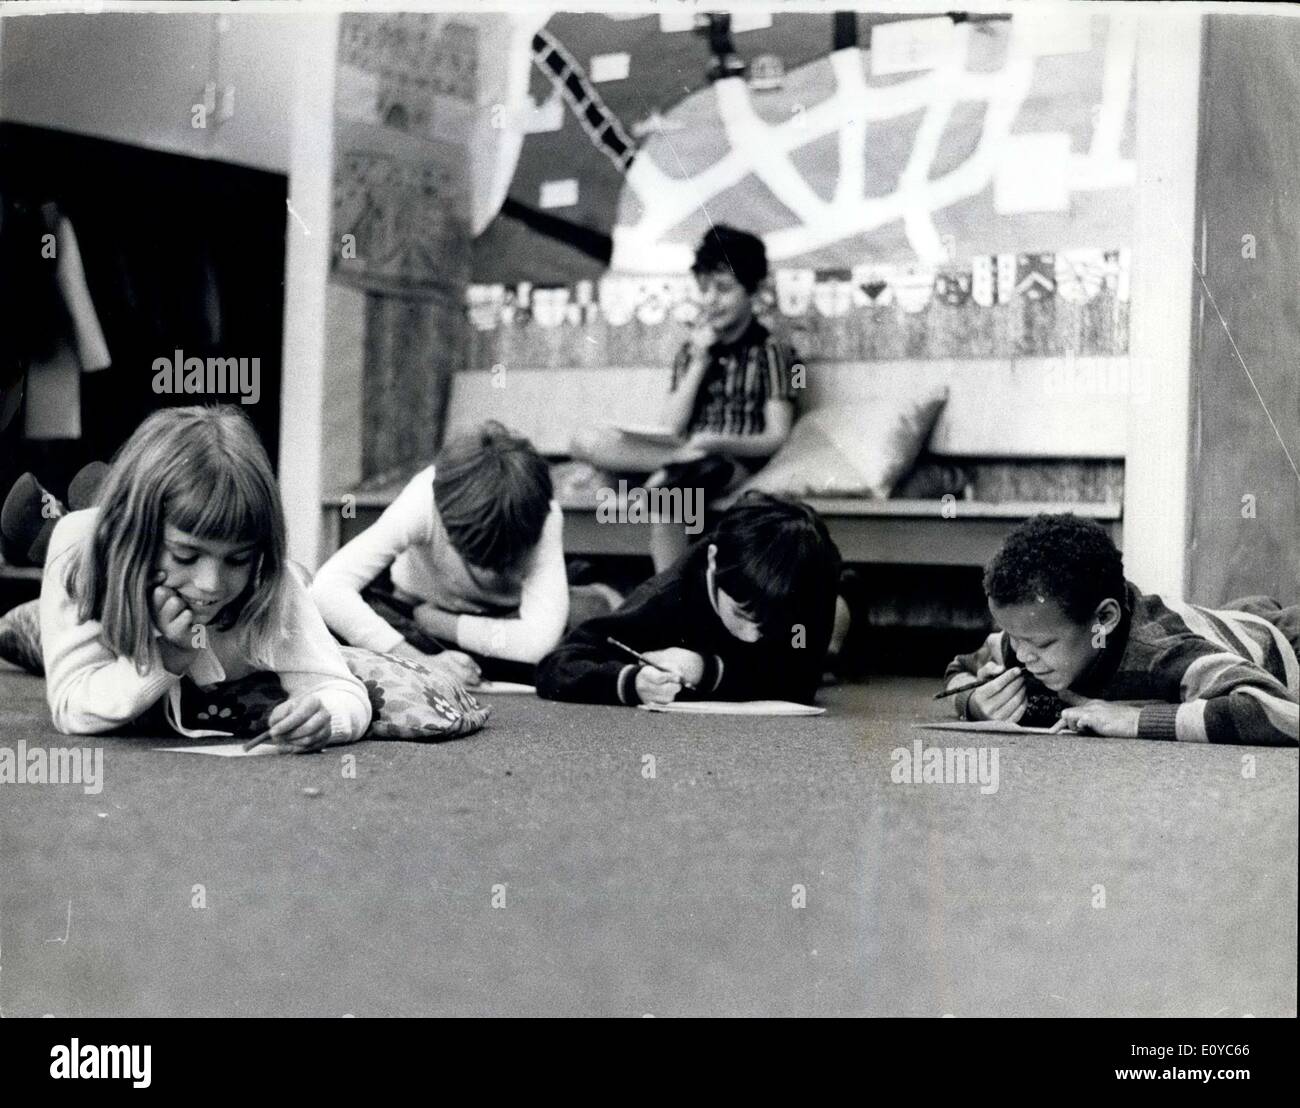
[40,406,371,749]
[942,513,1299,746]
[536,493,841,707]
[311,421,614,688]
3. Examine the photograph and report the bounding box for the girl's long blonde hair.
[63,405,289,671]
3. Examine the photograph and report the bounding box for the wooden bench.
[322,356,1128,567]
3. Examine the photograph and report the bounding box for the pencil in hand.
[606,636,699,692]
[933,673,1002,700]
[242,728,275,753]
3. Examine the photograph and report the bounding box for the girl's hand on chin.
[151,585,194,643]
[150,580,202,674]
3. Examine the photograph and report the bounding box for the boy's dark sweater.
[536,542,835,706]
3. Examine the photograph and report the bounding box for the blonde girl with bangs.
[40,405,371,749]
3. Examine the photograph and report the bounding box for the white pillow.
[737,387,949,499]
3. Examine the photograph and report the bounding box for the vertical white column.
[277,13,339,570]
[1125,12,1203,598]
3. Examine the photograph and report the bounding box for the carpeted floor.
[1,664,1295,1017]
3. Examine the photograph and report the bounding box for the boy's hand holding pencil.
[635,665,685,705]
[941,663,1028,723]
[607,638,704,705]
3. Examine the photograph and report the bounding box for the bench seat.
[322,485,1122,568]
[320,355,1128,568]
[558,495,1122,565]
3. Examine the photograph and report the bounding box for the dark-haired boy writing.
[942,514,1299,746]
[537,493,841,706]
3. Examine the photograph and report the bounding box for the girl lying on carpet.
[35,405,375,750]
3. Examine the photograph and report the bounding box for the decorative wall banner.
[339,13,478,106]
[465,244,1128,326]
[473,12,1137,286]
[333,152,468,294]
[465,248,1132,330]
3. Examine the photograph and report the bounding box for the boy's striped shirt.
[945,583,1299,746]
[669,318,797,437]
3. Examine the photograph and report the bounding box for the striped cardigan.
[944,583,1299,746]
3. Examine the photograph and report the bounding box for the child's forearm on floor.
[536,648,631,704]
[48,661,178,735]
[1141,692,1300,746]
[312,686,373,743]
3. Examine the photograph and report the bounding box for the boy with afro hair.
[942,514,1298,746]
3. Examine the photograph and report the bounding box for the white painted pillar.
[277,13,339,571]
[1125,12,1203,599]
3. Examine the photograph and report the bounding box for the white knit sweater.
[309,467,568,664]
[40,510,372,741]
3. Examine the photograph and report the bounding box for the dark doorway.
[0,122,287,507]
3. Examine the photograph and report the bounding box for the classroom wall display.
[338,12,478,108]
[465,248,1130,328]
[328,11,480,481]
[470,10,1136,289]
[332,12,476,294]
[465,247,1130,371]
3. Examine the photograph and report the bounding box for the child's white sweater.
[310,466,568,664]
[40,510,372,741]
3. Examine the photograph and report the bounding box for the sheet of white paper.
[160,741,283,757]
[914,720,1060,736]
[640,700,825,716]
[613,424,683,445]
[475,681,536,695]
